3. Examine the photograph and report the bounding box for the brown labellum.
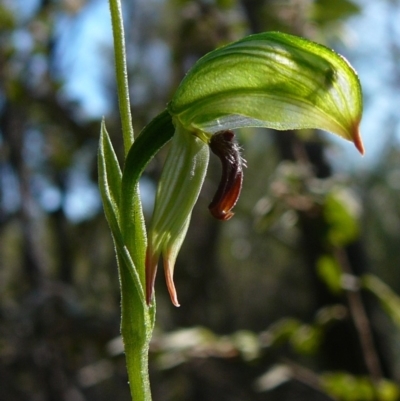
[208,130,246,220]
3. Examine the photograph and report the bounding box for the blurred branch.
[0,101,44,289]
[334,248,383,383]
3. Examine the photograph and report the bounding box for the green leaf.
[267,318,302,345]
[290,324,322,355]
[98,120,152,400]
[311,0,361,24]
[98,121,145,301]
[317,254,343,294]
[362,274,400,329]
[321,373,400,401]
[321,372,375,401]
[323,189,360,247]
[377,380,400,401]
[98,120,122,237]
[169,31,364,154]
[116,240,157,397]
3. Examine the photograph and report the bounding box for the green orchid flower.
[99,22,364,400]
[145,121,209,306]
[142,32,364,307]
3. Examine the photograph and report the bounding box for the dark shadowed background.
[2,0,400,400]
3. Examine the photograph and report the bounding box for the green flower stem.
[99,121,152,401]
[116,110,174,401]
[109,0,134,157]
[118,252,152,401]
[107,1,171,400]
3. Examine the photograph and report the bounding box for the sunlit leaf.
[169,32,364,154]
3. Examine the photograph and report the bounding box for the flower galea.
[146,121,210,307]
[144,31,364,306]
[146,126,246,307]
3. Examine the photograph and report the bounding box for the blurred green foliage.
[317,254,343,295]
[2,0,400,400]
[311,0,361,25]
[321,373,400,401]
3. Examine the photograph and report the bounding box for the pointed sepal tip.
[353,125,365,155]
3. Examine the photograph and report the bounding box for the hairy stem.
[108,1,153,400]
[109,0,134,156]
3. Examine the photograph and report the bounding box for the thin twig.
[334,248,383,383]
[283,359,338,401]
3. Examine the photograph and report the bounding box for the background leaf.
[311,0,361,25]
[323,189,360,246]
[316,255,343,295]
[362,274,400,329]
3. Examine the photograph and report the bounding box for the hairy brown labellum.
[208,130,245,220]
